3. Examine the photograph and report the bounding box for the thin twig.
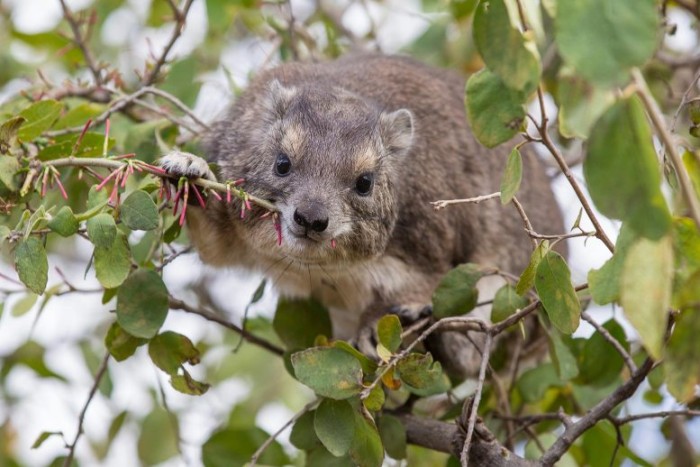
[534,87,615,253]
[460,333,493,467]
[44,156,277,212]
[142,0,195,86]
[511,196,537,249]
[611,409,700,425]
[671,68,700,132]
[62,353,110,467]
[632,68,700,231]
[249,399,320,466]
[58,0,102,85]
[580,311,637,373]
[168,296,284,356]
[523,229,596,241]
[432,192,501,210]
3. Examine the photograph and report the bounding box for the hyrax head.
[210,79,414,265]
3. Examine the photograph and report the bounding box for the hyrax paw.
[389,303,433,325]
[159,150,216,181]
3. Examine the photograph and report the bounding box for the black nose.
[293,202,329,233]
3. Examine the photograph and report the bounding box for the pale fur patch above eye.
[281,123,306,156]
[353,144,379,174]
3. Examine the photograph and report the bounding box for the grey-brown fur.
[162,54,564,377]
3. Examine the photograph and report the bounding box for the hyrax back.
[166,54,563,356]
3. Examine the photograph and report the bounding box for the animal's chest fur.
[266,255,426,339]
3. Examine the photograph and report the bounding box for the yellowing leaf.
[291,347,363,399]
[620,235,673,360]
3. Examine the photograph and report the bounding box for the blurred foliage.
[1,0,700,466]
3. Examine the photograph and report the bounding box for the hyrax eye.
[274,153,291,176]
[355,173,374,196]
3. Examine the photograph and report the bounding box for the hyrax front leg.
[159,150,217,182]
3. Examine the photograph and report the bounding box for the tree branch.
[539,358,654,465]
[168,296,284,356]
[395,413,536,466]
[62,353,110,467]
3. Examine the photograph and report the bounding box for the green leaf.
[548,332,578,381]
[203,427,290,467]
[396,352,442,389]
[0,155,21,191]
[557,69,615,139]
[555,0,659,86]
[665,309,700,402]
[31,431,63,449]
[362,383,385,412]
[273,298,332,350]
[54,103,107,129]
[0,116,26,148]
[377,314,402,353]
[473,0,540,93]
[584,97,671,240]
[87,213,117,248]
[18,100,63,140]
[290,410,320,450]
[137,407,179,465]
[94,232,131,289]
[492,284,529,322]
[349,413,384,467]
[432,263,483,318]
[683,150,700,199]
[332,340,378,375]
[38,133,115,160]
[170,369,210,395]
[15,237,48,295]
[12,293,38,316]
[578,320,628,386]
[517,363,563,403]
[48,206,79,237]
[148,331,200,375]
[516,240,549,295]
[620,235,673,360]
[291,347,363,399]
[105,321,147,362]
[378,415,407,460]
[161,57,202,107]
[314,399,356,456]
[535,251,580,334]
[121,190,159,231]
[581,420,653,467]
[116,269,169,339]
[588,223,636,305]
[500,148,522,204]
[465,68,526,148]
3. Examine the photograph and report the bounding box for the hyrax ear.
[265,79,297,117]
[379,108,414,156]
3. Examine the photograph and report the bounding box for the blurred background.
[0,0,699,465]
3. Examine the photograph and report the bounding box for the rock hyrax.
[161,54,564,375]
